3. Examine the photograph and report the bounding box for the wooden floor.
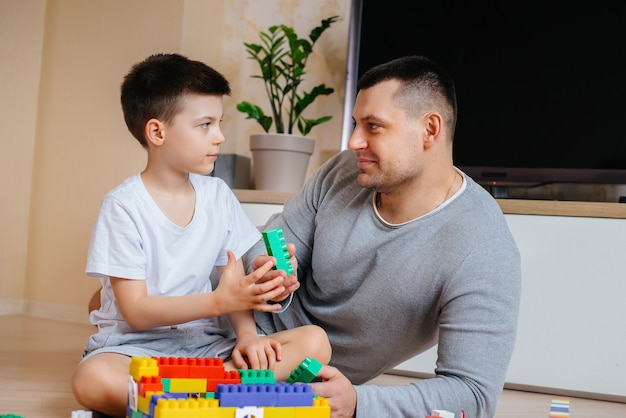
[1,315,624,418]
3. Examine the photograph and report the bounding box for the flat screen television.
[341,0,626,191]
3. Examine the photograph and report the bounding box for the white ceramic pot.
[250,133,315,191]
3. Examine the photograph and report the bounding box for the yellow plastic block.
[153,398,237,418]
[138,391,158,415]
[168,378,207,393]
[294,397,330,418]
[129,356,159,381]
[154,398,203,418]
[264,406,296,418]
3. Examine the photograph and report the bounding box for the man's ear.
[423,112,443,149]
[145,119,166,147]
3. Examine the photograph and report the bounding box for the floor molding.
[386,369,626,404]
[0,298,90,324]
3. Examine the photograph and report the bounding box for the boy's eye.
[200,122,210,128]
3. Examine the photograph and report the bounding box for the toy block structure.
[126,356,329,418]
[262,228,295,276]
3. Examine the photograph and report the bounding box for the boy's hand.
[253,243,300,301]
[215,251,286,312]
[230,334,283,371]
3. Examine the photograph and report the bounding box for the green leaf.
[236,101,273,133]
[238,16,339,136]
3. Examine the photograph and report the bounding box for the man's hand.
[310,365,357,418]
[253,243,300,301]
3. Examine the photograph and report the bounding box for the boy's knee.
[71,365,91,405]
[309,325,332,362]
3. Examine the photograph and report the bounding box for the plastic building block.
[155,356,225,379]
[187,357,225,379]
[206,370,241,392]
[549,397,570,417]
[262,228,294,276]
[129,356,159,381]
[287,357,322,383]
[239,369,276,385]
[263,406,297,418]
[275,382,315,406]
[1,415,27,418]
[164,377,207,393]
[294,397,331,417]
[137,375,163,396]
[216,383,280,407]
[153,397,235,418]
[216,382,315,408]
[70,411,93,418]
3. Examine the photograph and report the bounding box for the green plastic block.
[239,369,276,385]
[262,228,294,276]
[287,356,323,383]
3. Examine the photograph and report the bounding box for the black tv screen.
[343,0,626,188]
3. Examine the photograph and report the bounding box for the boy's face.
[160,93,225,175]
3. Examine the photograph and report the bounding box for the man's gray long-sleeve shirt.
[245,150,521,417]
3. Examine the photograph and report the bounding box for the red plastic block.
[153,357,190,378]
[137,376,163,397]
[187,357,225,379]
[206,370,241,392]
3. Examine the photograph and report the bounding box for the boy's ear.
[145,119,166,146]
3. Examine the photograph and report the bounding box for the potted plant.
[237,16,339,191]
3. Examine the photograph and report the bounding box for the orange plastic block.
[130,356,159,381]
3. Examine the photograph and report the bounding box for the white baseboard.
[0,298,91,325]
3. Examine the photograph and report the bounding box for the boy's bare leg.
[72,352,131,417]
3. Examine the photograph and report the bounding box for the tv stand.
[490,185,509,199]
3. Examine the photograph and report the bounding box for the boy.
[71,53,330,417]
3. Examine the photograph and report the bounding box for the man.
[245,55,522,417]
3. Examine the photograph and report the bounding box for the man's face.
[348,79,426,194]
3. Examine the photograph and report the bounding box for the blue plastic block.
[216,383,279,407]
[275,382,315,406]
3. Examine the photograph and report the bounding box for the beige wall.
[0,0,349,322]
[0,0,47,308]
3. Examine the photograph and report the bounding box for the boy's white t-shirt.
[86,173,261,334]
